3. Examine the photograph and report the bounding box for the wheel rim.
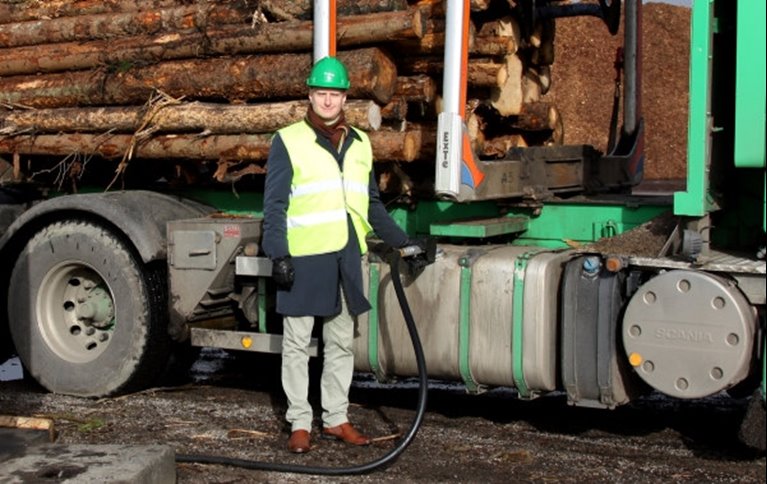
[37,261,116,363]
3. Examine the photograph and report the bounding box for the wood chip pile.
[0,0,610,194]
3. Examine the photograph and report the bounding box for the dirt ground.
[1,349,765,483]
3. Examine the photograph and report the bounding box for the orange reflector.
[628,352,642,367]
[241,336,253,349]
[605,256,623,272]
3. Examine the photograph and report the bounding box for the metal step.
[190,328,319,357]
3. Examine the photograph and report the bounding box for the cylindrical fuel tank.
[355,244,573,393]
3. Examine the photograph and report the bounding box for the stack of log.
[0,0,561,196]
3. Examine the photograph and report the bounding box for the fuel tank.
[355,244,574,394]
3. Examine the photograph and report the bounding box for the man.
[262,56,427,453]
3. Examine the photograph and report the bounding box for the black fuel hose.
[176,250,428,475]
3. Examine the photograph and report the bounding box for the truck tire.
[7,220,169,397]
[738,389,766,452]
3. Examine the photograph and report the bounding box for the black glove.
[271,256,295,290]
[401,237,437,275]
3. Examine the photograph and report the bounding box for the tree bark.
[0,132,274,160]
[379,97,408,122]
[0,100,382,135]
[369,130,415,161]
[473,35,518,56]
[1,125,419,162]
[394,75,437,102]
[0,3,251,48]
[398,57,502,88]
[481,134,527,158]
[0,9,423,76]
[0,0,186,24]
[260,0,408,21]
[0,47,398,108]
[368,124,436,163]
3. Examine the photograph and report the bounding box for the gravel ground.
[1,349,764,483]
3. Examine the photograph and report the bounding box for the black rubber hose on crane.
[175,250,428,475]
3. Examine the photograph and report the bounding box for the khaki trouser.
[281,294,355,432]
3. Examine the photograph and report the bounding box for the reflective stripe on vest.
[279,121,373,256]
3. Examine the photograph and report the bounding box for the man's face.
[309,88,346,120]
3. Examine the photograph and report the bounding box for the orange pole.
[459,0,470,118]
[329,0,337,56]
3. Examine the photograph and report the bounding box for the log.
[465,99,485,153]
[394,75,437,102]
[0,0,185,24]
[0,100,382,134]
[0,9,423,76]
[473,35,518,56]
[490,53,523,116]
[377,162,414,196]
[394,32,518,57]
[1,128,419,162]
[0,132,274,161]
[369,129,419,162]
[474,101,561,133]
[528,65,551,94]
[260,0,408,21]
[403,124,437,162]
[379,97,408,122]
[0,48,398,108]
[522,71,542,105]
[481,134,527,158]
[0,3,251,48]
[369,124,436,162]
[477,16,521,39]
[518,102,560,132]
[397,57,502,88]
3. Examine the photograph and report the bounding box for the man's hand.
[402,237,437,275]
[272,256,295,290]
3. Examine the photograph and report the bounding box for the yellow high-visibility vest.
[278,121,374,256]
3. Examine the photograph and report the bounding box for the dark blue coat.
[262,122,409,317]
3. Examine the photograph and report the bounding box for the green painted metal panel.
[430,216,528,238]
[674,0,713,217]
[257,278,267,333]
[511,255,531,397]
[367,263,383,380]
[734,0,766,169]
[458,262,480,393]
[509,203,668,247]
[388,200,500,236]
[392,199,667,247]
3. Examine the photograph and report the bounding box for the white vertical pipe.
[441,0,464,115]
[435,0,468,198]
[313,0,331,62]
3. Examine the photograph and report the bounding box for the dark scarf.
[306,105,350,152]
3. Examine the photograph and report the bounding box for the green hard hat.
[306,56,350,90]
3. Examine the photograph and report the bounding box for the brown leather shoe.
[288,429,311,453]
[322,422,371,446]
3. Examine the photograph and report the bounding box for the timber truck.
[0,0,764,449]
